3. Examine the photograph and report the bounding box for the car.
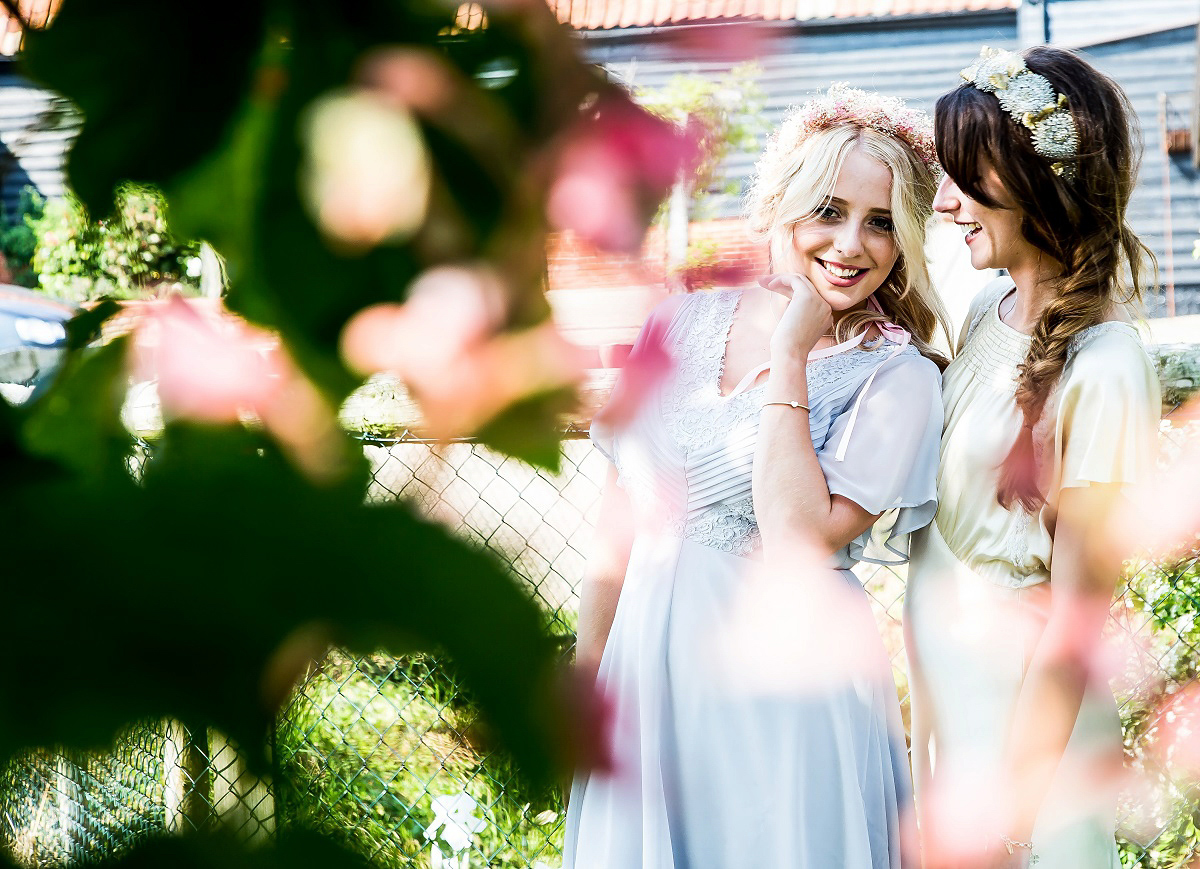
[0,284,76,405]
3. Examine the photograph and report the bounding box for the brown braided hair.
[934,46,1155,510]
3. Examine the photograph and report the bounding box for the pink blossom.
[132,297,345,481]
[548,90,701,253]
[592,315,674,430]
[341,265,586,438]
[1153,683,1200,777]
[1105,401,1200,561]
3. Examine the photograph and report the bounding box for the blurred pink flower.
[341,265,586,438]
[133,297,280,425]
[549,90,701,253]
[132,297,345,480]
[674,261,755,293]
[1107,401,1200,561]
[301,89,431,251]
[708,537,889,697]
[593,315,674,430]
[1154,683,1200,778]
[662,20,770,63]
[358,47,458,115]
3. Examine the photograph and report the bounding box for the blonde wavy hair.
[746,122,952,367]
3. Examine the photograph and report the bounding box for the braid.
[997,209,1152,510]
[999,281,1106,510]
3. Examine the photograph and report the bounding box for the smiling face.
[933,164,1042,274]
[777,146,901,315]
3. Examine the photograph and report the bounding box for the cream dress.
[905,278,1160,867]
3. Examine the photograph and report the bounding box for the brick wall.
[546,216,768,292]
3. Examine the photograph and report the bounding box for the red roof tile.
[547,0,1018,29]
[0,0,60,56]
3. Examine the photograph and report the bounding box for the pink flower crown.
[746,84,938,235]
[782,83,939,171]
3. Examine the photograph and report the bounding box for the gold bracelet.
[1001,834,1036,858]
[761,400,810,412]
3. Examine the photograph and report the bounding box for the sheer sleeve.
[817,353,944,564]
[590,293,687,466]
[1053,329,1160,492]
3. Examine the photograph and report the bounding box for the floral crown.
[960,46,1079,180]
[747,84,938,232]
[785,83,938,170]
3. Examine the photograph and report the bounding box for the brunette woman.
[906,46,1161,868]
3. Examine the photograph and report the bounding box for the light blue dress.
[564,289,943,869]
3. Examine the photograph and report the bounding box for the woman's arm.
[754,274,880,559]
[996,483,1124,850]
[575,464,635,686]
[755,355,882,558]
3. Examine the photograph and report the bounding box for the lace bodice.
[599,289,933,562]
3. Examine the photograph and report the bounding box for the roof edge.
[575,7,1015,39]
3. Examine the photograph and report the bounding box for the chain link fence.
[4,424,1200,867]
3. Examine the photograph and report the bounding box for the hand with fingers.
[758,273,834,361]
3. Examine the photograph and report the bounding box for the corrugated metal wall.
[1024,0,1199,48]
[586,13,1019,217]
[584,6,1200,313]
[0,69,75,218]
[1024,0,1200,314]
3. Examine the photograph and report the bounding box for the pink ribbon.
[833,295,911,461]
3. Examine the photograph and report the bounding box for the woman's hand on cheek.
[758,273,834,361]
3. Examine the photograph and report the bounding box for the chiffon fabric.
[564,288,943,869]
[906,278,1161,867]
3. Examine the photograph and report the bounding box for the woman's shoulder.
[1061,320,1158,400]
[887,346,943,390]
[1066,320,1151,374]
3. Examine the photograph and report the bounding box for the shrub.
[27,183,203,303]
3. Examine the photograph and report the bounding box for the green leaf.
[21,0,268,216]
[0,421,563,783]
[20,337,133,479]
[474,387,577,473]
[86,831,376,869]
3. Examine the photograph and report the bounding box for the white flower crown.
[960,46,1079,181]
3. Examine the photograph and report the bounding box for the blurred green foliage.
[0,0,638,866]
[26,185,202,303]
[637,62,768,204]
[0,187,42,287]
[1117,553,1200,868]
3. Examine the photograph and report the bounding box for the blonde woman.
[907,47,1161,868]
[564,85,951,868]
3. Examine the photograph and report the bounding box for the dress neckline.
[988,282,1141,346]
[714,289,874,399]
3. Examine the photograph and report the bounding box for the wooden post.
[1159,92,1177,317]
[163,721,212,833]
[1193,22,1199,170]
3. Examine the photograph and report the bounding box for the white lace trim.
[661,290,764,454]
[1065,320,1144,367]
[670,496,761,557]
[1003,509,1032,578]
